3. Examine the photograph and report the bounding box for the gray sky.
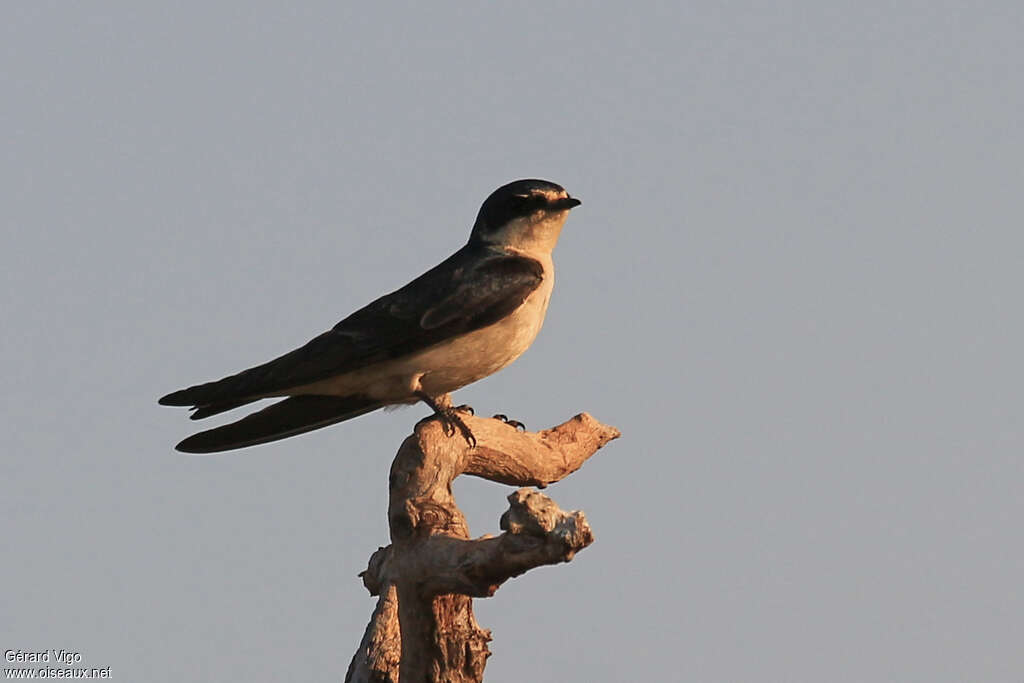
[3,2,1023,681]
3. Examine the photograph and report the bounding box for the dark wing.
[159,244,543,411]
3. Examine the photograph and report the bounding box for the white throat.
[485,210,571,256]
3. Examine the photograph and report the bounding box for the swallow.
[159,179,581,453]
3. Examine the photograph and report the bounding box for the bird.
[159,179,581,453]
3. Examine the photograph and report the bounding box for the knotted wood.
[345,411,619,683]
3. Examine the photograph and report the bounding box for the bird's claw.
[492,414,526,431]
[441,409,476,447]
[454,404,474,415]
[416,393,477,447]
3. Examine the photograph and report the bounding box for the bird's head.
[469,179,581,253]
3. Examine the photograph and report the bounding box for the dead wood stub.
[346,411,619,683]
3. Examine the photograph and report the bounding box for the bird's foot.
[416,393,477,447]
[492,413,526,431]
[441,408,476,446]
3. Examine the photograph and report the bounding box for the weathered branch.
[346,411,619,683]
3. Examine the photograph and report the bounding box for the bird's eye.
[509,195,533,209]
[505,194,546,216]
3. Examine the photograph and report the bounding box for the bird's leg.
[492,413,526,431]
[415,392,477,447]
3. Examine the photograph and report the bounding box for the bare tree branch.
[346,412,619,683]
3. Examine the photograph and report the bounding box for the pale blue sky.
[3,3,1023,681]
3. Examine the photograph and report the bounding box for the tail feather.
[175,395,383,453]
[159,375,250,407]
[190,398,262,420]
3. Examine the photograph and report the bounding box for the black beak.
[551,196,582,210]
